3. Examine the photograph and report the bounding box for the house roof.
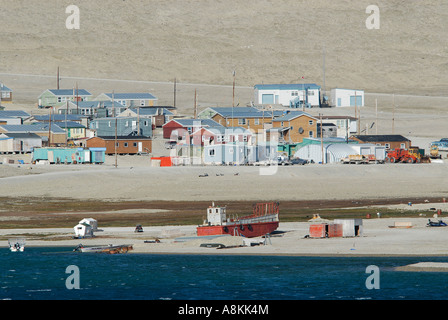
[0,123,66,134]
[0,84,12,92]
[55,121,86,128]
[168,118,223,127]
[127,108,174,116]
[0,110,31,118]
[0,132,41,139]
[272,111,317,122]
[33,114,83,122]
[57,100,121,109]
[206,106,284,118]
[103,93,157,100]
[254,83,321,90]
[351,135,410,142]
[92,136,152,140]
[48,89,92,96]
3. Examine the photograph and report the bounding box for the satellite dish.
[299,127,304,134]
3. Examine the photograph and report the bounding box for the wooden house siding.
[272,115,317,143]
[86,136,152,155]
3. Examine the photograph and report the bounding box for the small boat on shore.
[427,219,448,227]
[8,239,25,252]
[73,244,133,254]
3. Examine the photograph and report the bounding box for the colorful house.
[38,89,93,108]
[86,136,152,155]
[0,83,13,103]
[271,111,318,143]
[94,93,158,108]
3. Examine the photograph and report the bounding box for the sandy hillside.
[0,0,447,95]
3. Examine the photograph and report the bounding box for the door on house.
[337,98,342,107]
[138,142,142,153]
[350,96,362,106]
[262,94,274,104]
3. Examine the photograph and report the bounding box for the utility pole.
[194,89,197,119]
[375,99,378,135]
[320,113,324,164]
[232,70,236,107]
[57,67,60,90]
[173,78,176,109]
[114,117,118,168]
[392,93,395,134]
[48,108,52,147]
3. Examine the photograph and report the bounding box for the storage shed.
[330,89,364,107]
[74,223,94,238]
[309,223,343,238]
[333,219,363,237]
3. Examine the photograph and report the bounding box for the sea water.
[1,247,448,300]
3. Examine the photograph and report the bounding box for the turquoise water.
[2,247,448,300]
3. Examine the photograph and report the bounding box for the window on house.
[309,131,314,138]
[140,100,145,106]
[254,118,260,125]
[385,143,390,149]
[124,142,128,147]
[144,121,148,126]
[58,97,62,102]
[238,118,246,125]
[309,120,314,125]
[400,143,405,149]
[125,121,129,127]
[116,142,119,147]
[209,148,215,156]
[133,142,138,147]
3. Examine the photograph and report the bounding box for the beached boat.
[73,244,133,254]
[427,219,448,227]
[197,202,279,238]
[8,238,25,252]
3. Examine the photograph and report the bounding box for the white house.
[74,223,94,238]
[330,89,364,107]
[254,84,321,107]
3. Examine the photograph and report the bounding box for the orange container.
[309,224,327,238]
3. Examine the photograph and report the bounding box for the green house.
[38,89,92,108]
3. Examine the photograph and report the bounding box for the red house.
[189,127,253,146]
[162,118,223,140]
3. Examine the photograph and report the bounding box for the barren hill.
[1,0,447,95]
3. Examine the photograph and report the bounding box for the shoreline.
[4,216,448,257]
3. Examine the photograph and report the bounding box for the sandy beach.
[2,214,448,258]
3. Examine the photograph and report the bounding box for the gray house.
[89,117,153,137]
[0,132,42,153]
[95,93,158,107]
[203,142,276,165]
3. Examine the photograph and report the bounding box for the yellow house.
[271,111,318,143]
[199,107,285,132]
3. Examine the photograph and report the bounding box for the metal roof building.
[294,143,385,164]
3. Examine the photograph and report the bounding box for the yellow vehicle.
[430,145,442,159]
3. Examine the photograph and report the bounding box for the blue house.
[90,117,153,137]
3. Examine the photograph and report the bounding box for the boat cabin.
[205,203,227,226]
